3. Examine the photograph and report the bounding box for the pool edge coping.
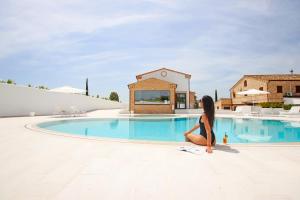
[24,116,300,147]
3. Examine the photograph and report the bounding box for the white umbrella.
[237,89,270,106]
[237,89,269,95]
[49,86,86,94]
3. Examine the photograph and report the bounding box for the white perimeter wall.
[0,84,126,117]
[284,97,300,105]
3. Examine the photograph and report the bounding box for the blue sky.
[0,0,300,102]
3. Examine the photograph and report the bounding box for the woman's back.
[199,115,215,144]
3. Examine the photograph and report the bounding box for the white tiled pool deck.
[0,109,300,200]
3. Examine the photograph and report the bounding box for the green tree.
[7,79,15,84]
[109,92,119,102]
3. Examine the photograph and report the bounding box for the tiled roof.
[244,74,300,81]
[230,74,300,90]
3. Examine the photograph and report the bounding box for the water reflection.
[214,118,300,143]
[109,119,119,129]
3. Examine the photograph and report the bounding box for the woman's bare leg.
[186,133,207,146]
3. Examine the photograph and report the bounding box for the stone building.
[128,68,196,114]
[230,74,300,108]
[215,98,233,110]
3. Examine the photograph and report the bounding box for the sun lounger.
[53,106,86,117]
[279,106,300,116]
[53,106,68,117]
[70,106,86,117]
[260,108,279,116]
[235,106,252,115]
[250,106,262,116]
[235,106,263,116]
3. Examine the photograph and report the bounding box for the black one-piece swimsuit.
[199,116,215,145]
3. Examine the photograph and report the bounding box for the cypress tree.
[86,78,89,96]
[215,89,218,102]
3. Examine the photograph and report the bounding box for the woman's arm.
[184,123,200,136]
[203,115,213,153]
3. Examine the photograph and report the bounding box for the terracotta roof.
[243,74,300,81]
[136,67,191,80]
[230,74,300,90]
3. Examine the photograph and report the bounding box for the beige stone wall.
[189,91,196,109]
[133,104,173,114]
[231,77,300,105]
[215,98,232,110]
[231,77,268,105]
[214,101,222,109]
[128,78,176,114]
[268,80,300,96]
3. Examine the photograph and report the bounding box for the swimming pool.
[38,117,300,143]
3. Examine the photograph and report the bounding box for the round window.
[161,71,167,77]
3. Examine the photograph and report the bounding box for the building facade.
[215,98,233,110]
[230,74,300,108]
[128,68,195,114]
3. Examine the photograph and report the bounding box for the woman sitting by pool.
[184,95,216,153]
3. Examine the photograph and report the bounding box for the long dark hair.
[202,95,215,128]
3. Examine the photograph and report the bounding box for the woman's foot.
[184,131,190,137]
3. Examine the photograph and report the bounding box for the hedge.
[259,102,293,110]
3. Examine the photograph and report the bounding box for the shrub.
[7,79,15,84]
[109,92,119,102]
[28,84,32,87]
[96,94,99,98]
[271,102,283,108]
[37,85,48,90]
[283,104,292,110]
[259,102,269,108]
[259,102,283,108]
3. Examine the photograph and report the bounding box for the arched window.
[244,80,247,87]
[232,92,236,98]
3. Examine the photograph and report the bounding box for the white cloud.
[0,0,299,100]
[0,0,166,58]
[235,0,273,14]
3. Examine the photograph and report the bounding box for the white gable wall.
[139,69,189,91]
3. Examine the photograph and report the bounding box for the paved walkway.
[0,110,300,200]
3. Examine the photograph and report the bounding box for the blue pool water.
[38,117,300,143]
